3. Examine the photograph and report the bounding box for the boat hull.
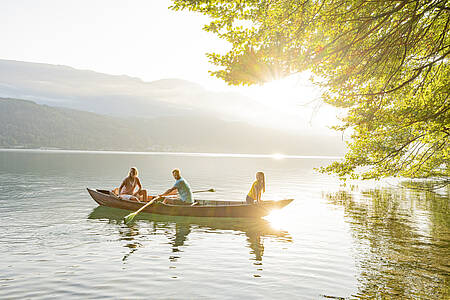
[87,188,293,218]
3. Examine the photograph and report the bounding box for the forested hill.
[0,98,345,155]
[0,98,151,150]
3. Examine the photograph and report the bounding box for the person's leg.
[136,189,148,202]
[246,195,254,204]
[142,189,148,201]
[121,194,140,202]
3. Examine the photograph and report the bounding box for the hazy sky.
[0,0,341,134]
[0,0,229,86]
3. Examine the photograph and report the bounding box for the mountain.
[0,98,345,155]
[0,59,269,122]
[0,98,149,150]
[0,59,346,154]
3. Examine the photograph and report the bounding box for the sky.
[0,0,341,134]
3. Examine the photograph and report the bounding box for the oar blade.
[124,212,137,224]
[192,188,216,193]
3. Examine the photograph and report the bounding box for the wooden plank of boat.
[87,188,294,218]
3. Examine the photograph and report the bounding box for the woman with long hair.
[246,171,265,204]
[117,167,147,202]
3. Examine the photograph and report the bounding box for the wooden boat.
[87,188,294,218]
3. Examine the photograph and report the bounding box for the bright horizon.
[0,0,341,135]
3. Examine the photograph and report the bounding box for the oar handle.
[192,188,215,193]
[145,189,213,199]
[134,196,161,214]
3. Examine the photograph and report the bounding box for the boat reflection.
[117,223,141,262]
[88,206,292,264]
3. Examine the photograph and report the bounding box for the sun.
[230,72,338,134]
[245,74,315,108]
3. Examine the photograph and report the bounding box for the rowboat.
[87,188,294,218]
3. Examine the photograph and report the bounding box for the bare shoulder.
[121,177,128,183]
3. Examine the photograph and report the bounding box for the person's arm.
[256,184,262,203]
[135,178,142,193]
[160,180,181,197]
[118,180,125,195]
[159,186,177,197]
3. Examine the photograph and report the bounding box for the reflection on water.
[326,185,449,299]
[172,223,191,252]
[118,224,142,262]
[1,150,448,299]
[88,206,292,264]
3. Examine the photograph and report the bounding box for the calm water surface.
[0,150,448,299]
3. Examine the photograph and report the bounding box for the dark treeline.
[0,98,344,155]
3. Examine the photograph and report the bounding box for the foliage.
[171,0,450,182]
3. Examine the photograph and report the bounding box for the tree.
[171,0,450,183]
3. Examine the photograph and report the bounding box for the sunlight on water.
[0,148,342,159]
[271,153,285,160]
[265,199,310,232]
[0,150,448,299]
[265,210,293,231]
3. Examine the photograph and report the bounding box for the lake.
[0,150,448,299]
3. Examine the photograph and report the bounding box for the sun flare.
[272,153,285,160]
[235,73,338,134]
[265,209,297,231]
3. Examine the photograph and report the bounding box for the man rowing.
[159,169,195,205]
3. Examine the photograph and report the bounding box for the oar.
[193,188,215,193]
[164,188,215,198]
[123,188,215,224]
[123,196,162,224]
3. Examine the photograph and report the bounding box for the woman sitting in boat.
[246,171,265,204]
[116,167,147,202]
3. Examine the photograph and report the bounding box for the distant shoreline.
[0,148,342,159]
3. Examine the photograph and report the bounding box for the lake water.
[0,150,448,299]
